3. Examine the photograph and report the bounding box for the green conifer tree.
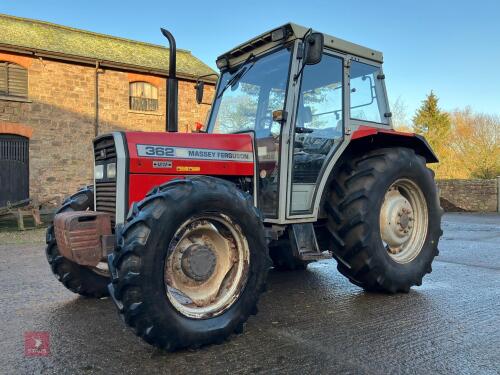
[412,91,451,149]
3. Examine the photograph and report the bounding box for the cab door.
[287,52,345,216]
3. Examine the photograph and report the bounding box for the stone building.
[0,14,216,206]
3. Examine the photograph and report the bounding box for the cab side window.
[350,61,388,124]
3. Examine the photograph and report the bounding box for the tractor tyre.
[108,176,270,351]
[325,147,443,293]
[45,186,110,298]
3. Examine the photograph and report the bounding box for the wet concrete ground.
[0,213,499,374]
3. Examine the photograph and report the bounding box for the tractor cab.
[199,23,391,222]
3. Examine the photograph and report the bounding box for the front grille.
[94,135,117,227]
[95,181,117,226]
[94,136,116,161]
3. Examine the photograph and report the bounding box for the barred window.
[0,62,28,98]
[129,82,158,112]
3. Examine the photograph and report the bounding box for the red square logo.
[24,331,50,357]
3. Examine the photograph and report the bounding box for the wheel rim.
[379,178,428,264]
[165,214,250,319]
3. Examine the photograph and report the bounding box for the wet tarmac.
[0,213,499,374]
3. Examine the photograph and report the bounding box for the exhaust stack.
[160,28,178,133]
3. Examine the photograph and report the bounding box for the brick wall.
[0,52,214,203]
[437,179,499,212]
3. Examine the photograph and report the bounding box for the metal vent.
[94,136,117,227]
[94,136,116,162]
[95,181,117,226]
[227,34,273,60]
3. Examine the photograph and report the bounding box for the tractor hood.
[125,131,254,175]
[92,131,255,225]
[116,131,255,206]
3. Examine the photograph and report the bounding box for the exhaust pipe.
[160,28,178,132]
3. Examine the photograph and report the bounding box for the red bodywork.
[124,132,255,206]
[351,125,415,140]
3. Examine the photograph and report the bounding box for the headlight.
[94,164,104,180]
[107,163,116,179]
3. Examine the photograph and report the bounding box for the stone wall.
[437,179,499,212]
[0,51,214,203]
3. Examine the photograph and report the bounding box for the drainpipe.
[94,61,100,136]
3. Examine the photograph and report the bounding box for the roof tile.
[0,14,216,79]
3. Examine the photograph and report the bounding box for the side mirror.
[195,81,204,104]
[304,32,324,65]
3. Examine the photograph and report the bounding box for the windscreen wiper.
[217,54,256,99]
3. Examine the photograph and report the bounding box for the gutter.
[0,43,218,84]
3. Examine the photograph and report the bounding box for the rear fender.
[316,126,438,219]
[349,126,438,163]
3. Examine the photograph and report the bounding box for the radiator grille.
[95,181,116,226]
[94,136,117,227]
[94,136,117,161]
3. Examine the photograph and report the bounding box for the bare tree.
[390,97,412,132]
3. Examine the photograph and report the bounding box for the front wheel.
[325,147,443,293]
[108,177,270,351]
[45,187,110,298]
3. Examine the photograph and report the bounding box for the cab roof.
[217,23,383,67]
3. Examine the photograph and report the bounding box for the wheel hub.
[380,187,414,253]
[181,244,217,282]
[165,215,250,319]
[399,210,411,230]
[379,179,428,263]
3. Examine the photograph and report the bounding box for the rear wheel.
[108,176,270,351]
[325,147,443,293]
[45,187,110,298]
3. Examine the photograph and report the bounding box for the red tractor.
[47,24,442,350]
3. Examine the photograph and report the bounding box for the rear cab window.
[350,61,389,124]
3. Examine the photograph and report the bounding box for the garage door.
[0,134,29,207]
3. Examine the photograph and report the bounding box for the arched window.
[0,62,28,98]
[129,82,158,112]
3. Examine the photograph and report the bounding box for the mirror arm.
[194,73,219,90]
[293,29,313,81]
[194,73,219,104]
[294,47,309,81]
[196,73,219,82]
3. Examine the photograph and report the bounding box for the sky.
[1,0,499,119]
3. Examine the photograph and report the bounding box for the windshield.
[208,47,292,136]
[207,46,292,218]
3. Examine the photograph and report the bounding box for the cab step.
[290,223,332,261]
